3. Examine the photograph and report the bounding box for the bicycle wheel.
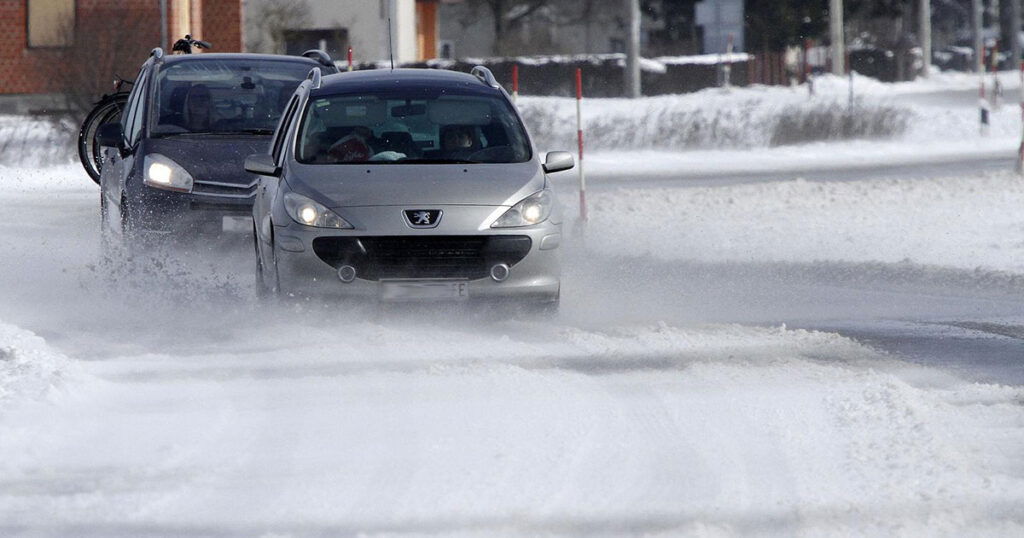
[77,92,128,185]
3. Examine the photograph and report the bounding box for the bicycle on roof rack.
[77,76,133,184]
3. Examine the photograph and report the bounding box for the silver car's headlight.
[283,192,353,229]
[492,190,553,228]
[143,153,194,192]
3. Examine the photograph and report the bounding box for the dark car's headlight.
[283,192,353,229]
[492,190,553,228]
[143,153,194,192]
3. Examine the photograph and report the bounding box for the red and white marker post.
[347,47,354,72]
[1017,61,1024,173]
[575,68,587,223]
[512,64,519,104]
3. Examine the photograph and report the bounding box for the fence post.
[347,47,353,72]
[576,68,587,223]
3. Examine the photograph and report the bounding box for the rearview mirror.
[95,122,124,148]
[244,153,280,177]
[542,151,574,173]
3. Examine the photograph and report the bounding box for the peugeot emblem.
[404,209,442,228]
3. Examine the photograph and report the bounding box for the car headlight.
[491,190,553,228]
[143,153,194,192]
[283,192,353,228]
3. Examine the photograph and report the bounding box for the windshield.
[295,91,532,164]
[150,59,314,136]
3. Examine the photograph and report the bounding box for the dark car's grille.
[191,178,258,200]
[312,236,533,281]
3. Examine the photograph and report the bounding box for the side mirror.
[542,151,575,173]
[245,153,280,177]
[96,122,124,148]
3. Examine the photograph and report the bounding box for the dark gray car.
[246,67,574,305]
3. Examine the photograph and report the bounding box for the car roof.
[312,68,500,96]
[160,52,324,67]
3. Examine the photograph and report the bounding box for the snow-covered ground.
[521,71,1024,177]
[2,156,1024,535]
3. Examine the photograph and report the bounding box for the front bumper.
[270,215,562,300]
[127,180,256,236]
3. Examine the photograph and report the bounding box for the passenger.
[183,84,213,132]
[326,126,374,163]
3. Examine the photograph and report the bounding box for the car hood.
[147,136,270,185]
[286,162,545,208]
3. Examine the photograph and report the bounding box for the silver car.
[246,66,574,307]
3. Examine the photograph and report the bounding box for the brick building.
[1,0,242,111]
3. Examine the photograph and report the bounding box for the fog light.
[490,263,510,282]
[337,265,357,283]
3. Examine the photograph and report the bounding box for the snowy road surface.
[1,161,1024,537]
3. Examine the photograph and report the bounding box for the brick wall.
[0,0,242,96]
[200,0,241,52]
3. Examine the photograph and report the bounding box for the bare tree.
[245,0,312,54]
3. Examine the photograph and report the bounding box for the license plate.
[380,281,469,301]
[222,216,250,233]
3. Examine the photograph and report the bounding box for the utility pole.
[919,0,931,77]
[1012,0,1022,71]
[624,0,641,98]
[830,0,845,75]
[974,0,985,73]
[159,0,167,50]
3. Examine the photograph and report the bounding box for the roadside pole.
[723,34,734,90]
[847,51,854,114]
[512,64,519,104]
[919,0,931,78]
[829,0,845,76]
[804,39,814,98]
[980,69,990,136]
[1015,59,1024,172]
[991,42,1001,111]
[347,47,354,71]
[576,68,587,223]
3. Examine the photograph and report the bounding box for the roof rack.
[471,66,501,89]
[302,49,334,68]
[307,67,322,89]
[150,47,164,59]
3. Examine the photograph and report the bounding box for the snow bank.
[0,321,78,407]
[0,115,74,167]
[584,170,1024,274]
[520,91,910,152]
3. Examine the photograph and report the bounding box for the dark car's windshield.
[150,59,314,136]
[296,90,532,164]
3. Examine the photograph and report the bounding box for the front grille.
[191,178,258,200]
[312,235,533,281]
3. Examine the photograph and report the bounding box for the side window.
[123,69,150,146]
[272,96,300,164]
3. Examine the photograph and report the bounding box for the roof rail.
[150,47,164,59]
[301,49,334,68]
[471,66,501,89]
[307,67,322,90]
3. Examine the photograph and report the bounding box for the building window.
[27,0,75,48]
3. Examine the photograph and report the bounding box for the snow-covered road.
[2,160,1024,536]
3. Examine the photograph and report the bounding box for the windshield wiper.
[391,158,479,164]
[210,128,275,135]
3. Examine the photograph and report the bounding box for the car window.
[295,90,532,165]
[272,95,300,164]
[121,67,149,146]
[150,59,315,136]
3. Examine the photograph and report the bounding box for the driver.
[183,84,213,132]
